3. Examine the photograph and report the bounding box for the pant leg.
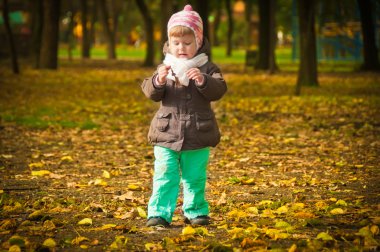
[148,146,180,223]
[180,147,210,219]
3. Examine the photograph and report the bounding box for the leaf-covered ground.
[0,60,379,251]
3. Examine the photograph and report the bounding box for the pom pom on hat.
[167,5,203,50]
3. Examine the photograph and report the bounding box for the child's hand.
[186,68,204,86]
[157,65,171,85]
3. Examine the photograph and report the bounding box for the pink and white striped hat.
[167,5,203,50]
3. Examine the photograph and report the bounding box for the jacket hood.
[162,38,211,57]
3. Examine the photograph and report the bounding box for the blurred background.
[1,0,379,72]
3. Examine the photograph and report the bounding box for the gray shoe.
[146,217,169,227]
[185,216,210,226]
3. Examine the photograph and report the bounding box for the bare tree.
[135,0,154,66]
[40,0,60,69]
[296,0,318,95]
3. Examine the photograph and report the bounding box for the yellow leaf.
[8,245,21,252]
[128,184,141,191]
[370,225,379,236]
[61,156,74,162]
[315,201,329,210]
[182,226,196,235]
[330,208,345,215]
[228,227,245,239]
[90,224,116,231]
[28,162,44,169]
[28,210,45,220]
[92,178,107,186]
[145,242,163,250]
[77,218,92,226]
[292,203,305,210]
[227,209,248,220]
[43,238,56,248]
[276,205,289,214]
[259,200,274,206]
[136,207,147,218]
[241,178,255,185]
[43,220,56,231]
[261,209,276,218]
[293,211,315,219]
[72,236,89,245]
[316,232,334,241]
[195,227,214,236]
[1,154,13,159]
[288,244,297,252]
[336,200,348,207]
[275,221,292,230]
[31,170,51,176]
[102,170,111,179]
[247,206,259,215]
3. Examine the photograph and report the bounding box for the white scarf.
[163,53,208,86]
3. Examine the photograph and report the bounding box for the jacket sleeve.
[141,73,166,102]
[196,65,227,101]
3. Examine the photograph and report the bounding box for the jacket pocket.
[195,112,213,132]
[156,112,171,132]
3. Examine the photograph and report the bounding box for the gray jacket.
[141,40,227,151]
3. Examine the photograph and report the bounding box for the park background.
[1,0,380,251]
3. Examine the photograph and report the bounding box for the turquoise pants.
[148,146,210,223]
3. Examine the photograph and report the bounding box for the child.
[141,5,227,227]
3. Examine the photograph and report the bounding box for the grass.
[58,44,361,72]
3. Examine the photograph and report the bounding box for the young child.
[141,5,227,227]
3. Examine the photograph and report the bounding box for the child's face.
[169,33,197,59]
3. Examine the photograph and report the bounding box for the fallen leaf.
[136,207,147,218]
[330,208,345,215]
[71,236,89,245]
[102,170,111,178]
[31,170,51,176]
[182,226,196,235]
[77,218,93,226]
[28,162,44,169]
[316,232,334,241]
[42,238,56,248]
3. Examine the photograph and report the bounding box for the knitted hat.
[167,5,203,50]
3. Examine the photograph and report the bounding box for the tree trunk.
[40,0,60,69]
[97,0,116,59]
[296,0,318,95]
[67,0,74,61]
[160,0,173,60]
[225,0,233,57]
[244,0,254,49]
[89,0,97,48]
[195,0,209,43]
[135,0,154,66]
[80,0,91,58]
[31,0,43,68]
[357,0,380,71]
[256,0,277,71]
[213,0,222,47]
[2,0,19,74]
